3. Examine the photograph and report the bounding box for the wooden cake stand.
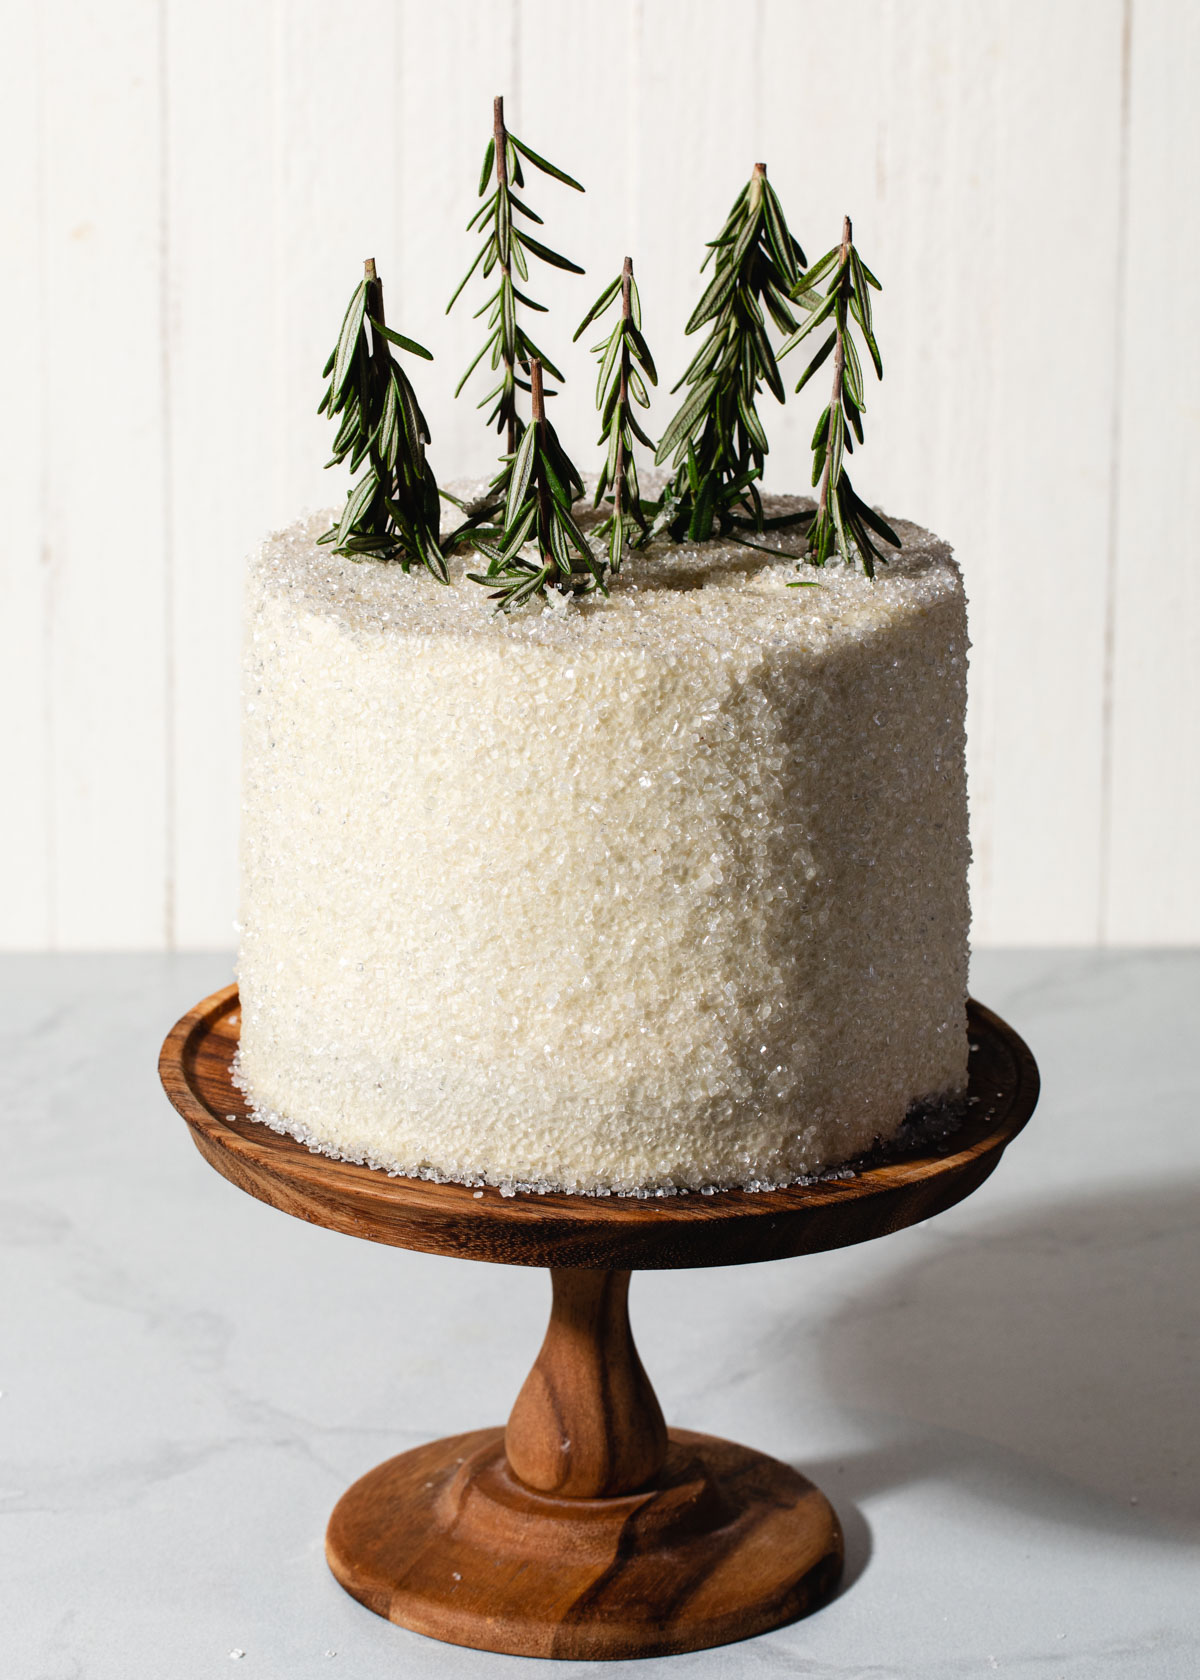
[160,986,1038,1661]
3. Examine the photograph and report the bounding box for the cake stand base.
[160,987,1039,1661]
[327,1426,841,1660]
[326,1264,842,1658]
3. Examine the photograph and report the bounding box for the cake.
[234,494,970,1195]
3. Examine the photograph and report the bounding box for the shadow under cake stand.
[159,985,1038,1661]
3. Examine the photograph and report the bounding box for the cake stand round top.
[160,985,1038,1271]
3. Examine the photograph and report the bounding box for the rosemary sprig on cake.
[317,260,447,578]
[467,357,604,611]
[574,257,658,572]
[447,96,584,511]
[312,137,902,602]
[650,163,807,543]
[782,216,900,577]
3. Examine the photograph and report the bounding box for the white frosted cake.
[234,497,970,1194]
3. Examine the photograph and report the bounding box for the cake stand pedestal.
[160,987,1038,1661]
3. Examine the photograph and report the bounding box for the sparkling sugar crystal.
[235,496,970,1194]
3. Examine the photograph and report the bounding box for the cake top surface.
[251,489,960,660]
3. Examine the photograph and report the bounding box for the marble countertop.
[2,950,1197,1679]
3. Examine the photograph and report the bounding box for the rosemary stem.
[363,258,389,494]
[363,257,386,357]
[615,256,633,531]
[529,357,557,581]
[493,94,517,459]
[816,215,853,525]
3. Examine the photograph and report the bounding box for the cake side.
[235,502,970,1193]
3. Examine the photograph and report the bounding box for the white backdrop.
[2,0,1196,950]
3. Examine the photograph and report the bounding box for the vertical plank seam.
[753,0,765,115]
[874,0,891,208]
[510,0,522,125]
[159,0,176,951]
[270,0,286,524]
[34,4,56,948]
[972,3,1005,940]
[395,1,405,320]
[1097,0,1134,947]
[626,0,642,268]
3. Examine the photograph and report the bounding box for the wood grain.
[325,1426,843,1660]
[505,1270,668,1498]
[324,1260,842,1654]
[160,985,1036,1658]
[159,985,1039,1271]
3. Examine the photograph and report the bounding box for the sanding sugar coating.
[235,496,970,1195]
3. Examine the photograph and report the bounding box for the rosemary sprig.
[574,256,658,571]
[781,216,900,577]
[317,260,447,579]
[448,95,584,510]
[467,357,604,611]
[650,163,807,542]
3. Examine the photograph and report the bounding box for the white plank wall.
[1107,0,1200,942]
[1,0,1195,949]
[0,1,48,948]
